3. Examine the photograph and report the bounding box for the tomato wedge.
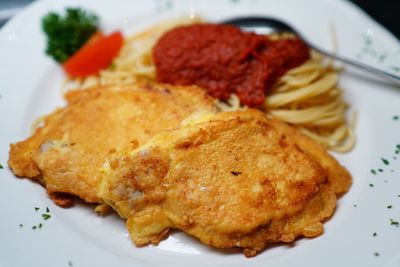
[63,31,123,77]
[84,31,105,45]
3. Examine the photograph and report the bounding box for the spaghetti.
[72,17,201,89]
[264,51,356,152]
[66,18,355,152]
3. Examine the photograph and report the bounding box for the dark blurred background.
[0,0,399,39]
[350,0,400,39]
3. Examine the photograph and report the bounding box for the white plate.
[1,0,400,266]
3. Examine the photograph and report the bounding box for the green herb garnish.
[372,232,377,237]
[42,8,99,63]
[393,115,399,120]
[391,66,400,73]
[387,205,393,209]
[374,252,380,257]
[381,157,389,165]
[42,213,51,220]
[34,207,40,211]
[369,183,374,187]
[390,219,399,227]
[0,163,3,169]
[46,207,50,213]
[371,169,377,175]
[109,63,116,71]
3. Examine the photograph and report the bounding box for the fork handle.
[308,44,400,86]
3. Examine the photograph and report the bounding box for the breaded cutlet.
[98,109,350,256]
[8,83,217,206]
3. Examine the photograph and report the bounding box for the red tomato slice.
[85,31,105,45]
[63,31,123,78]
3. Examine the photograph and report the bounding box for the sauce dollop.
[153,24,310,107]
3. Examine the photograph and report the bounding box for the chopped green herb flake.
[391,66,400,73]
[109,63,116,71]
[390,219,399,227]
[393,115,400,120]
[374,252,380,257]
[19,224,23,228]
[32,226,37,230]
[68,261,73,267]
[381,158,389,165]
[38,223,43,229]
[353,204,357,207]
[371,169,377,175]
[378,168,383,172]
[372,232,377,237]
[0,163,3,169]
[42,213,51,220]
[231,171,242,176]
[34,207,39,211]
[369,183,374,187]
[46,207,50,213]
[387,205,393,209]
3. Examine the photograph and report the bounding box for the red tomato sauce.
[153,24,310,107]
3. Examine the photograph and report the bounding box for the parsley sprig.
[42,8,99,63]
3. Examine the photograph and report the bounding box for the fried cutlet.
[213,110,352,195]
[8,83,217,206]
[269,119,351,195]
[98,109,351,256]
